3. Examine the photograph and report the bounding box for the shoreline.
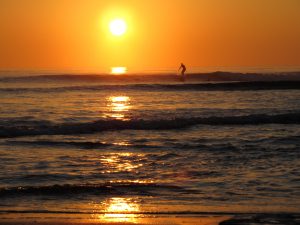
[0,213,231,225]
[1,213,300,225]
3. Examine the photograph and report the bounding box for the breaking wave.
[1,112,300,138]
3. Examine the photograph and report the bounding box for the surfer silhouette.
[178,63,186,81]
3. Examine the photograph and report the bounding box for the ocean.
[0,73,299,222]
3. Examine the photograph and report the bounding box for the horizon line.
[1,66,300,76]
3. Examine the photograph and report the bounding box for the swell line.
[1,81,300,93]
[1,113,299,138]
[0,183,182,197]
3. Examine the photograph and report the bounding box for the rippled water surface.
[0,75,299,217]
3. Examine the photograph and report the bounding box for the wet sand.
[219,213,300,225]
[1,213,300,225]
[0,215,230,225]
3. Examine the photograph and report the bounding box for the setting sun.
[1,1,300,225]
[109,19,127,36]
[111,67,127,74]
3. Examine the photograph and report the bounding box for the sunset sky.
[0,0,299,73]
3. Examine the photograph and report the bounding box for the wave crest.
[0,183,181,197]
[1,113,300,138]
[1,81,300,93]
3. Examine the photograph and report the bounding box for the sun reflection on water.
[105,96,131,120]
[100,153,144,173]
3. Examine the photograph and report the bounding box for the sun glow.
[111,67,127,75]
[109,19,127,36]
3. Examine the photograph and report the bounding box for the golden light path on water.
[99,152,144,174]
[94,96,148,223]
[105,96,131,120]
[89,152,148,223]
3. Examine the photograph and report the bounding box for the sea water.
[0,74,299,219]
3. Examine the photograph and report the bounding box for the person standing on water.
[178,63,186,81]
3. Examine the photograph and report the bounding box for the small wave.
[1,81,300,93]
[5,140,111,149]
[0,183,182,197]
[4,140,162,150]
[1,112,300,138]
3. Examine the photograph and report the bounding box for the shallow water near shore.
[0,74,300,222]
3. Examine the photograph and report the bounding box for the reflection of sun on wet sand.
[0,198,231,225]
[97,197,140,223]
[0,197,230,225]
[90,198,230,224]
[0,216,231,225]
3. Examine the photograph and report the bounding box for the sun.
[109,19,127,36]
[111,67,127,75]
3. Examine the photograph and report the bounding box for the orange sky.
[0,0,299,73]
